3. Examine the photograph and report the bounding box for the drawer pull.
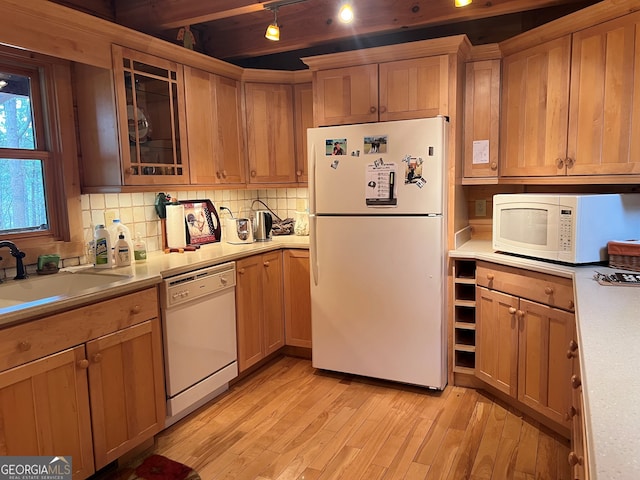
[568,451,583,467]
[486,273,495,281]
[92,353,103,364]
[18,341,31,352]
[565,406,577,421]
[544,286,554,295]
[571,374,581,389]
[568,300,575,310]
[264,261,270,267]
[78,359,89,369]
[508,307,517,315]
[131,304,141,314]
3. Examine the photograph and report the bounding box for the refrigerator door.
[310,215,447,389]
[308,117,447,216]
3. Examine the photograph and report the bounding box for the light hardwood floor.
[98,356,571,480]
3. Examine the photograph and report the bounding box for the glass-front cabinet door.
[112,45,189,185]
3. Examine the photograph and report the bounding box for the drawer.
[0,287,158,372]
[477,262,574,311]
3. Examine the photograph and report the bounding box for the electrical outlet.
[104,210,117,225]
[475,199,487,217]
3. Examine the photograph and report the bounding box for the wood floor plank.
[92,357,573,480]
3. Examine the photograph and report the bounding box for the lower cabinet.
[568,340,589,479]
[475,261,575,435]
[283,249,311,348]
[0,287,165,480]
[236,251,285,372]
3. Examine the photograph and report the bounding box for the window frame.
[0,45,83,268]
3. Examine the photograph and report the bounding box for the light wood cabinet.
[235,251,285,371]
[184,66,246,185]
[463,59,501,179]
[0,346,94,479]
[313,56,449,126]
[283,249,311,348]
[500,36,571,177]
[568,340,589,479]
[475,262,575,435]
[87,319,165,469]
[293,82,313,184]
[501,10,640,179]
[244,82,296,184]
[0,287,164,479]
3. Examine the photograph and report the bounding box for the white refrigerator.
[308,116,448,390]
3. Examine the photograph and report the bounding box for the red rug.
[125,455,201,480]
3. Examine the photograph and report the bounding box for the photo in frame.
[179,199,221,245]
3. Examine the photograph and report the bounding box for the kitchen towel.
[166,203,187,249]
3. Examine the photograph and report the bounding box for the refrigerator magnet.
[365,162,397,206]
[403,156,424,185]
[326,138,347,156]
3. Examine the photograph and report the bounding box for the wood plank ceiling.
[53,0,602,69]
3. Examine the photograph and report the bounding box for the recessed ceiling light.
[339,3,354,23]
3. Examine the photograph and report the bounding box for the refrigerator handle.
[308,141,316,216]
[310,214,318,286]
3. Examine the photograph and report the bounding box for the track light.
[455,0,472,6]
[265,7,280,41]
[338,3,354,23]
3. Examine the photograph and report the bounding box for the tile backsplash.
[81,187,309,257]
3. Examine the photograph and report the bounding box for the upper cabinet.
[244,82,297,184]
[500,10,640,179]
[464,59,501,179]
[184,66,246,185]
[112,46,190,185]
[293,82,313,184]
[312,56,449,126]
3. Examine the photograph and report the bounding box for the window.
[0,68,49,234]
[0,46,83,261]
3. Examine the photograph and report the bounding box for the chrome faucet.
[0,241,28,281]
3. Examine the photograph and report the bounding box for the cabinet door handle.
[264,261,270,267]
[78,359,90,369]
[486,273,495,281]
[18,340,31,352]
[251,170,257,177]
[222,170,227,178]
[556,158,565,169]
[490,162,498,171]
[379,106,387,114]
[369,106,377,114]
[565,405,577,421]
[296,170,302,176]
[92,353,103,364]
[568,451,583,467]
[566,349,578,359]
[238,268,245,275]
[216,171,222,179]
[571,374,581,389]
[565,157,575,169]
[516,310,524,319]
[568,339,578,352]
[508,307,517,315]
[544,286,554,295]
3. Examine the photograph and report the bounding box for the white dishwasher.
[161,261,237,427]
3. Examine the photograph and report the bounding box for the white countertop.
[0,236,310,328]
[451,239,640,480]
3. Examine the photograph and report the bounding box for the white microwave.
[492,193,640,264]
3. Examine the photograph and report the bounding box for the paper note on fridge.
[365,162,398,206]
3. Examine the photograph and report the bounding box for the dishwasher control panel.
[162,261,236,309]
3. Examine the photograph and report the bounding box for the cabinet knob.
[92,353,103,364]
[568,339,578,352]
[379,106,387,114]
[18,340,31,352]
[508,307,517,315]
[490,162,498,171]
[78,359,90,369]
[568,451,583,467]
[556,158,565,169]
[486,273,495,281]
[566,349,578,359]
[369,106,377,114]
[264,261,270,267]
[565,405,578,421]
[516,309,524,319]
[571,374,581,389]
[222,170,228,178]
[216,171,222,179]
[544,286,554,295]
[131,304,141,314]
[296,170,302,176]
[568,300,575,310]
[238,268,245,275]
[251,170,257,177]
[566,157,575,169]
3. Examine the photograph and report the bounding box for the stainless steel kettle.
[253,210,273,241]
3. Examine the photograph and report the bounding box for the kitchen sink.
[0,270,132,306]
